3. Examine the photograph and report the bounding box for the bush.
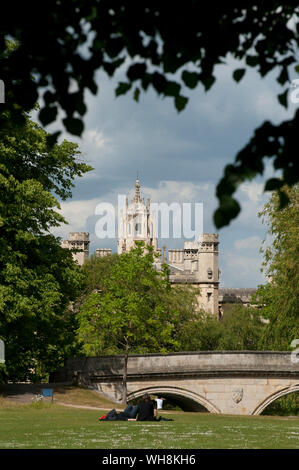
[262,393,299,416]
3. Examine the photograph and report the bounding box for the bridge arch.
[127,385,220,413]
[252,383,299,415]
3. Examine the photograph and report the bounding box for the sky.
[37,54,296,289]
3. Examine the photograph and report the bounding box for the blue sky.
[39,55,296,288]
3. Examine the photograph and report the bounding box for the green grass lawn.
[0,402,298,449]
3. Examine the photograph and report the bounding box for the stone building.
[117,178,158,255]
[116,179,219,314]
[167,234,219,315]
[96,248,112,257]
[218,288,258,315]
[61,180,258,316]
[96,179,219,314]
[61,232,90,266]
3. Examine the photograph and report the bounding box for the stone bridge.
[53,352,299,415]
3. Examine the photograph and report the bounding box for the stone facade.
[52,352,299,416]
[117,179,219,315]
[168,234,219,315]
[96,248,112,257]
[117,178,158,254]
[60,182,261,314]
[61,179,220,314]
[218,288,258,310]
[61,232,90,266]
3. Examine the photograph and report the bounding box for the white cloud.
[254,89,281,121]
[220,251,265,287]
[239,182,264,203]
[51,198,101,238]
[85,129,111,149]
[234,236,262,252]
[220,235,266,287]
[141,180,212,203]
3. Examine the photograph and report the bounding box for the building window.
[135,223,141,234]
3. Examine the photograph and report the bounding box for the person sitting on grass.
[136,393,157,421]
[133,393,173,422]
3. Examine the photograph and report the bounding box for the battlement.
[168,249,184,264]
[68,232,90,241]
[199,233,219,242]
[61,240,70,248]
[96,248,112,257]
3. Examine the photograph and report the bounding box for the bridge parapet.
[51,352,299,415]
[53,351,299,382]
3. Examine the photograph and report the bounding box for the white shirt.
[155,398,163,410]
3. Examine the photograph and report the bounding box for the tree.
[252,184,299,350]
[173,304,267,352]
[77,242,185,403]
[80,252,120,296]
[1,2,299,227]
[216,305,267,350]
[0,111,92,381]
[174,309,222,352]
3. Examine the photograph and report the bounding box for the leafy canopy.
[77,241,196,403]
[0,112,92,381]
[1,2,299,226]
[252,184,299,350]
[77,242,182,356]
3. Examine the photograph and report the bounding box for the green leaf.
[181,70,199,89]
[164,81,181,97]
[201,74,215,91]
[39,106,58,126]
[294,64,299,74]
[76,98,87,116]
[174,95,188,112]
[43,91,56,105]
[213,208,227,229]
[233,68,246,83]
[278,190,290,209]
[115,82,132,96]
[62,117,84,136]
[46,131,61,148]
[264,178,284,191]
[246,55,259,67]
[133,87,140,102]
[127,63,146,81]
[277,89,288,109]
[214,196,241,228]
[152,72,167,94]
[277,66,289,86]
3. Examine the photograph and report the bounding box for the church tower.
[117,178,158,254]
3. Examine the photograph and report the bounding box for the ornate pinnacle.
[133,177,141,203]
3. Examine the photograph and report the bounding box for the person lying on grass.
[99,394,173,422]
[99,404,139,421]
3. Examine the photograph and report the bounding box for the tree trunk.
[122,342,129,404]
